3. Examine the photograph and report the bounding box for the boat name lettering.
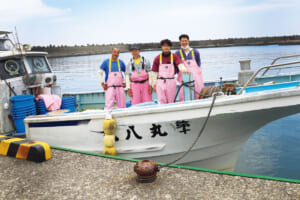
[126,125,143,140]
[175,120,191,134]
[150,124,168,138]
[121,121,191,141]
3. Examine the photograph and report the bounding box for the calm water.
[49,45,300,180]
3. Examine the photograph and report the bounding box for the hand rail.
[237,60,300,95]
[262,54,300,75]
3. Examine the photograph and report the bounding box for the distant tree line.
[31,35,300,58]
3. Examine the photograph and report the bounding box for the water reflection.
[235,114,300,180]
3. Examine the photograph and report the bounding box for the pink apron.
[104,59,126,110]
[177,49,204,101]
[156,54,177,104]
[130,64,152,105]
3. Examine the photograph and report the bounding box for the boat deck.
[0,149,299,200]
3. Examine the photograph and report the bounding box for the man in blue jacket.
[97,48,126,109]
[175,34,204,101]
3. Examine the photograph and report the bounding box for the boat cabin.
[0,31,56,134]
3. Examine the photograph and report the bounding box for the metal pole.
[237,60,300,95]
[189,74,192,100]
[262,54,300,76]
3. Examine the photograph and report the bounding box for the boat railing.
[237,59,300,95]
[262,54,300,75]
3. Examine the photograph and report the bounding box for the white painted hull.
[25,87,300,171]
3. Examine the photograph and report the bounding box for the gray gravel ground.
[0,149,299,200]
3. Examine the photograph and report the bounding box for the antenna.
[9,29,18,56]
[14,26,22,52]
[11,30,17,45]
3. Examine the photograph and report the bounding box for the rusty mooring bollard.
[134,160,159,183]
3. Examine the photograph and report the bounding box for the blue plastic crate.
[10,95,35,107]
[14,118,25,133]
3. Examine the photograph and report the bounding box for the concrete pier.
[0,149,299,200]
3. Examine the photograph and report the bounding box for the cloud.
[233,0,299,13]
[153,0,299,18]
[0,0,70,23]
[2,0,299,45]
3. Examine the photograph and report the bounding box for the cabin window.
[26,56,51,73]
[0,39,14,51]
[0,59,27,80]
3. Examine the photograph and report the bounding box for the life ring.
[4,60,20,76]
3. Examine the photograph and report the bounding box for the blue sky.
[0,0,299,46]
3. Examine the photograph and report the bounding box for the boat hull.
[25,88,300,171]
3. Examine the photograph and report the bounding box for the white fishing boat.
[24,57,300,171]
[25,84,300,171]
[1,30,300,171]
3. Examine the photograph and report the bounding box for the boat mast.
[14,26,23,54]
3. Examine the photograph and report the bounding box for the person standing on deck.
[175,34,204,101]
[152,39,187,104]
[97,48,126,110]
[125,44,153,105]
